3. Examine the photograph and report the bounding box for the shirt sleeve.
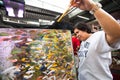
[94,31,115,53]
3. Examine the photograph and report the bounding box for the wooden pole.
[57,6,72,22]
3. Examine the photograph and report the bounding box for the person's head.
[73,22,92,41]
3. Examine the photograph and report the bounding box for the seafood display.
[0,28,77,80]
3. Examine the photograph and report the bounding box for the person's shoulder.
[93,30,104,35]
[90,31,105,39]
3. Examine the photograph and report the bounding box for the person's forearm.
[93,8,120,38]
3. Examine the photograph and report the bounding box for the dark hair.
[73,22,91,33]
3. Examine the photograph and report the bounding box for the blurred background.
[0,0,119,29]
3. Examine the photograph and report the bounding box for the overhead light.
[77,15,90,20]
[25,0,70,13]
[27,21,39,26]
[39,19,54,25]
[3,0,25,18]
[68,8,83,18]
[2,16,40,26]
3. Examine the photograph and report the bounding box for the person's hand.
[70,0,96,11]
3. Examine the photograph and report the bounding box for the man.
[70,0,120,80]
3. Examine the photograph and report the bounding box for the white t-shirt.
[77,31,120,80]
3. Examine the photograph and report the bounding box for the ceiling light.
[77,15,90,20]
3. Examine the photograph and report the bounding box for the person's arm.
[92,4,120,45]
[70,0,120,45]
